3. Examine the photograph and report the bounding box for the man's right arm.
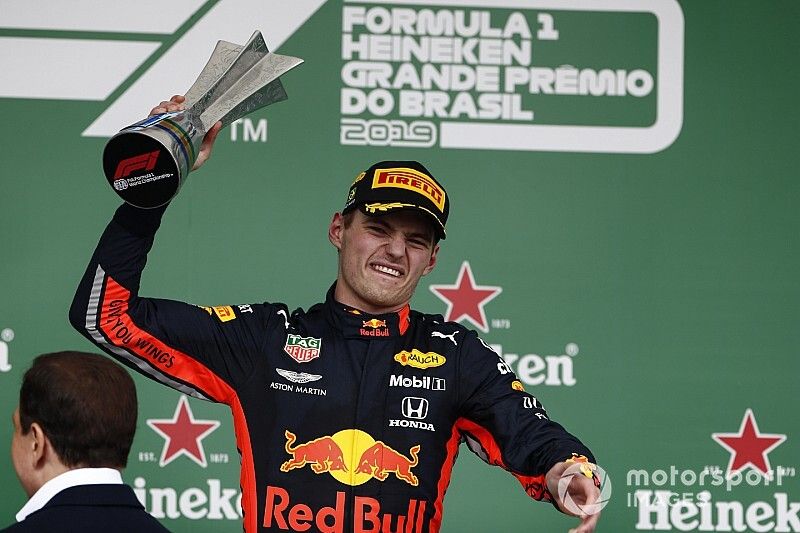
[68,202,283,405]
[69,104,277,404]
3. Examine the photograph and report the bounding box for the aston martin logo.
[276,368,323,384]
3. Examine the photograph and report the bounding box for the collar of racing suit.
[323,284,411,338]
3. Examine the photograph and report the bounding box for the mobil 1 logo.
[389,374,446,391]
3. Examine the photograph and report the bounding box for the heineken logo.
[284,335,322,363]
[339,1,684,154]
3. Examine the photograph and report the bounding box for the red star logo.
[429,261,502,333]
[711,408,786,479]
[147,396,221,468]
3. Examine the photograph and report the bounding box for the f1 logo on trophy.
[102,31,302,208]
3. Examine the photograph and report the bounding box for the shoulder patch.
[198,305,237,322]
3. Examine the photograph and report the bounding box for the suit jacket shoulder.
[1,484,170,532]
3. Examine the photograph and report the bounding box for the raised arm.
[69,98,281,404]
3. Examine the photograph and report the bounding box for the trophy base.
[103,126,188,209]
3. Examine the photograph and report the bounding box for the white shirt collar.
[16,467,123,522]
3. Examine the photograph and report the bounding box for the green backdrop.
[1,1,798,531]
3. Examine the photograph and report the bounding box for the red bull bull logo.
[356,442,420,486]
[280,429,420,487]
[360,318,389,337]
[273,430,426,531]
[280,431,347,474]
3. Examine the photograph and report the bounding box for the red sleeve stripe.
[429,418,464,533]
[230,395,258,533]
[455,418,553,503]
[99,275,233,403]
[86,265,260,532]
[84,265,212,400]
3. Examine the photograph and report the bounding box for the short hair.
[19,351,137,468]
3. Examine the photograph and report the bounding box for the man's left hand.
[545,459,603,533]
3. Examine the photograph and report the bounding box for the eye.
[366,225,387,235]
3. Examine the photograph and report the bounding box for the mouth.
[370,262,404,278]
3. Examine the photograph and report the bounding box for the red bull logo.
[360,319,389,337]
[280,429,420,487]
[264,486,427,533]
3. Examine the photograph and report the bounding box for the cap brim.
[359,203,446,240]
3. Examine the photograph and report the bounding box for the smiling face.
[329,209,440,314]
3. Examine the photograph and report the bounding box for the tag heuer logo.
[284,334,322,363]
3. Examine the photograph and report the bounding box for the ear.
[328,212,345,250]
[28,422,47,467]
[422,243,440,276]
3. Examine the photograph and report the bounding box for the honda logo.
[402,397,429,420]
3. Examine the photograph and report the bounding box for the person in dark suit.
[2,351,169,532]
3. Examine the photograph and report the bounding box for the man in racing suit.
[70,96,601,533]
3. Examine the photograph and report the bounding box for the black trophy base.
[103,132,182,209]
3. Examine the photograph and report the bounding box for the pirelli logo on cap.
[372,168,445,213]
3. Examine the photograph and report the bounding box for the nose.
[385,233,406,259]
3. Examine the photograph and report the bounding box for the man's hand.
[546,459,603,533]
[148,94,223,171]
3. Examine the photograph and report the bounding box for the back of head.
[19,351,137,469]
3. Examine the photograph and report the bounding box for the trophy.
[102,31,303,208]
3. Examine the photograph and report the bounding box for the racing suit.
[70,203,596,533]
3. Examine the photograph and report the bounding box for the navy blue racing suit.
[70,203,595,533]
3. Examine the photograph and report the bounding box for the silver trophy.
[102,31,303,208]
